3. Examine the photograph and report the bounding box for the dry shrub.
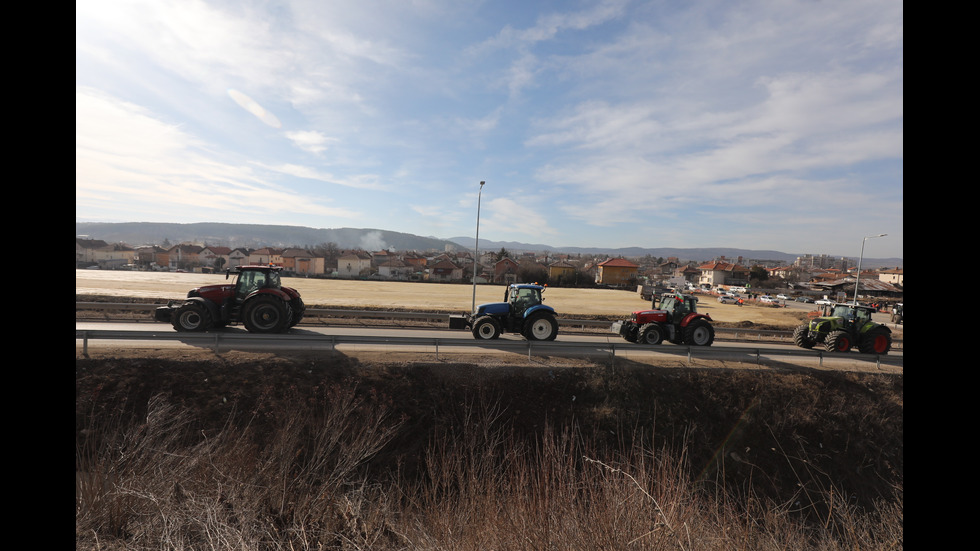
[76,365,902,550]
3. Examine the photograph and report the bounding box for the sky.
[76,0,903,260]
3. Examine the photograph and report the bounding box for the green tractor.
[793,302,892,354]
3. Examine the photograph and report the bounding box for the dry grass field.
[75,270,812,328]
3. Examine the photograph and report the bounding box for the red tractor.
[154,265,305,333]
[610,292,715,346]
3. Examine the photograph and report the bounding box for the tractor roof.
[511,283,546,290]
[232,265,283,272]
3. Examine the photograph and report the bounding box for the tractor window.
[855,309,871,325]
[510,287,541,311]
[672,297,689,318]
[236,271,267,298]
[267,270,280,289]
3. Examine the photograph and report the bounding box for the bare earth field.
[75,270,815,329]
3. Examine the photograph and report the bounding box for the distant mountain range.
[75,222,903,267]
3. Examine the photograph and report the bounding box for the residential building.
[199,246,232,270]
[697,261,748,288]
[427,259,462,282]
[548,261,575,285]
[878,268,903,286]
[337,251,372,278]
[282,248,325,275]
[596,258,638,286]
[160,244,203,270]
[493,257,519,284]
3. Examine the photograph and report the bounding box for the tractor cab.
[230,265,283,301]
[508,284,544,315]
[658,292,698,323]
[821,302,874,331]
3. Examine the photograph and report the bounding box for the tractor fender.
[280,286,302,300]
[245,288,293,303]
[523,304,556,318]
[183,296,221,321]
[680,312,712,327]
[859,322,891,335]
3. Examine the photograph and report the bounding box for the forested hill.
[76,221,902,266]
[75,222,458,253]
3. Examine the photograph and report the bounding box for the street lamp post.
[853,233,887,304]
[471,181,485,314]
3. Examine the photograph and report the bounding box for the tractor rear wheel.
[793,325,815,349]
[825,330,853,352]
[172,302,211,332]
[525,313,558,341]
[471,316,501,340]
[637,323,664,345]
[684,320,715,346]
[243,295,293,333]
[858,328,892,354]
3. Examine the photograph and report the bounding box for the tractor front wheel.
[243,295,293,333]
[289,297,306,327]
[825,330,852,353]
[471,316,501,340]
[793,325,815,349]
[172,302,211,332]
[525,314,558,341]
[637,323,664,345]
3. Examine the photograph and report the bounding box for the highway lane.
[76,321,902,369]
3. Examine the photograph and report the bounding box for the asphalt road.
[75,321,902,371]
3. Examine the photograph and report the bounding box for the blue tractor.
[455,283,559,341]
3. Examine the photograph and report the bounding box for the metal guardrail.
[75,329,902,369]
[75,302,903,349]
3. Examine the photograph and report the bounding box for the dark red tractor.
[154,265,305,333]
[610,292,715,346]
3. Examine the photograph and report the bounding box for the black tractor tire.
[825,330,853,353]
[171,302,212,332]
[289,297,306,327]
[621,324,639,343]
[858,328,892,355]
[242,295,293,333]
[471,316,501,340]
[793,324,816,349]
[637,323,664,345]
[684,320,715,346]
[525,313,558,341]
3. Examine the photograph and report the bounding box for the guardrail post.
[82,331,88,357]
[687,346,692,365]
[435,339,439,360]
[214,334,220,353]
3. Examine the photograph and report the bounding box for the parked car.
[759,295,776,303]
[717,295,738,304]
[776,294,789,300]
[815,298,833,306]
[796,296,815,303]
